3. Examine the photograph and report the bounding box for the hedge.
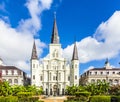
[17,92,33,98]
[90,96,111,102]
[0,96,18,102]
[75,91,91,97]
[0,96,43,102]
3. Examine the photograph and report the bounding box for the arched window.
[53,76,56,80]
[14,79,18,83]
[59,73,61,81]
[114,79,119,85]
[109,79,112,85]
[33,64,35,68]
[33,75,35,79]
[40,76,43,81]
[97,79,100,82]
[68,76,70,81]
[91,79,95,83]
[8,79,12,83]
[75,75,77,80]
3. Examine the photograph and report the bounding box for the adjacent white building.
[30,17,79,95]
[0,58,27,85]
[80,59,120,85]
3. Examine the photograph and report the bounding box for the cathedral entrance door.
[53,85,57,96]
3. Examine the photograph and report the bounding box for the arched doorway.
[53,85,57,96]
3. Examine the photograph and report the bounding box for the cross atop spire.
[72,42,79,60]
[51,13,60,44]
[31,40,38,60]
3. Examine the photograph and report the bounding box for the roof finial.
[105,58,109,64]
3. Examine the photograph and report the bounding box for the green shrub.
[75,91,91,97]
[90,95,110,102]
[18,96,40,102]
[75,91,91,102]
[17,92,33,98]
[0,96,18,102]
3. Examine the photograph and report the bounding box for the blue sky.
[0,0,120,74]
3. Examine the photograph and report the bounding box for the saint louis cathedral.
[30,17,79,95]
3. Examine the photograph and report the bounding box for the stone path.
[39,96,67,102]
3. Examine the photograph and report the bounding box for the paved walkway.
[39,96,67,102]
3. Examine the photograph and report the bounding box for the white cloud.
[63,11,120,64]
[0,0,53,73]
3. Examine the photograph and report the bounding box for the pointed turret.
[72,42,79,60]
[51,16,59,44]
[31,41,38,60]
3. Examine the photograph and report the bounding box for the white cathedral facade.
[30,17,79,95]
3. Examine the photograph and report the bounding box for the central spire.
[51,13,60,44]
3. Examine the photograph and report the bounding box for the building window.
[114,79,119,84]
[107,72,109,75]
[101,72,103,75]
[56,76,57,80]
[75,75,77,80]
[95,72,97,75]
[68,76,70,81]
[91,79,95,83]
[59,73,61,81]
[53,76,56,80]
[40,76,43,81]
[109,79,112,85]
[12,70,14,75]
[33,64,35,68]
[18,70,21,75]
[118,72,120,75]
[14,79,18,83]
[89,72,92,75]
[46,65,48,69]
[33,75,35,80]
[113,72,115,74]
[8,79,12,83]
[6,70,8,75]
[97,79,100,82]
[62,65,64,69]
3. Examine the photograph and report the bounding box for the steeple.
[31,41,38,60]
[72,42,79,60]
[51,13,59,44]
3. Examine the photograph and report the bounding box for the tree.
[85,80,110,95]
[0,81,12,96]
